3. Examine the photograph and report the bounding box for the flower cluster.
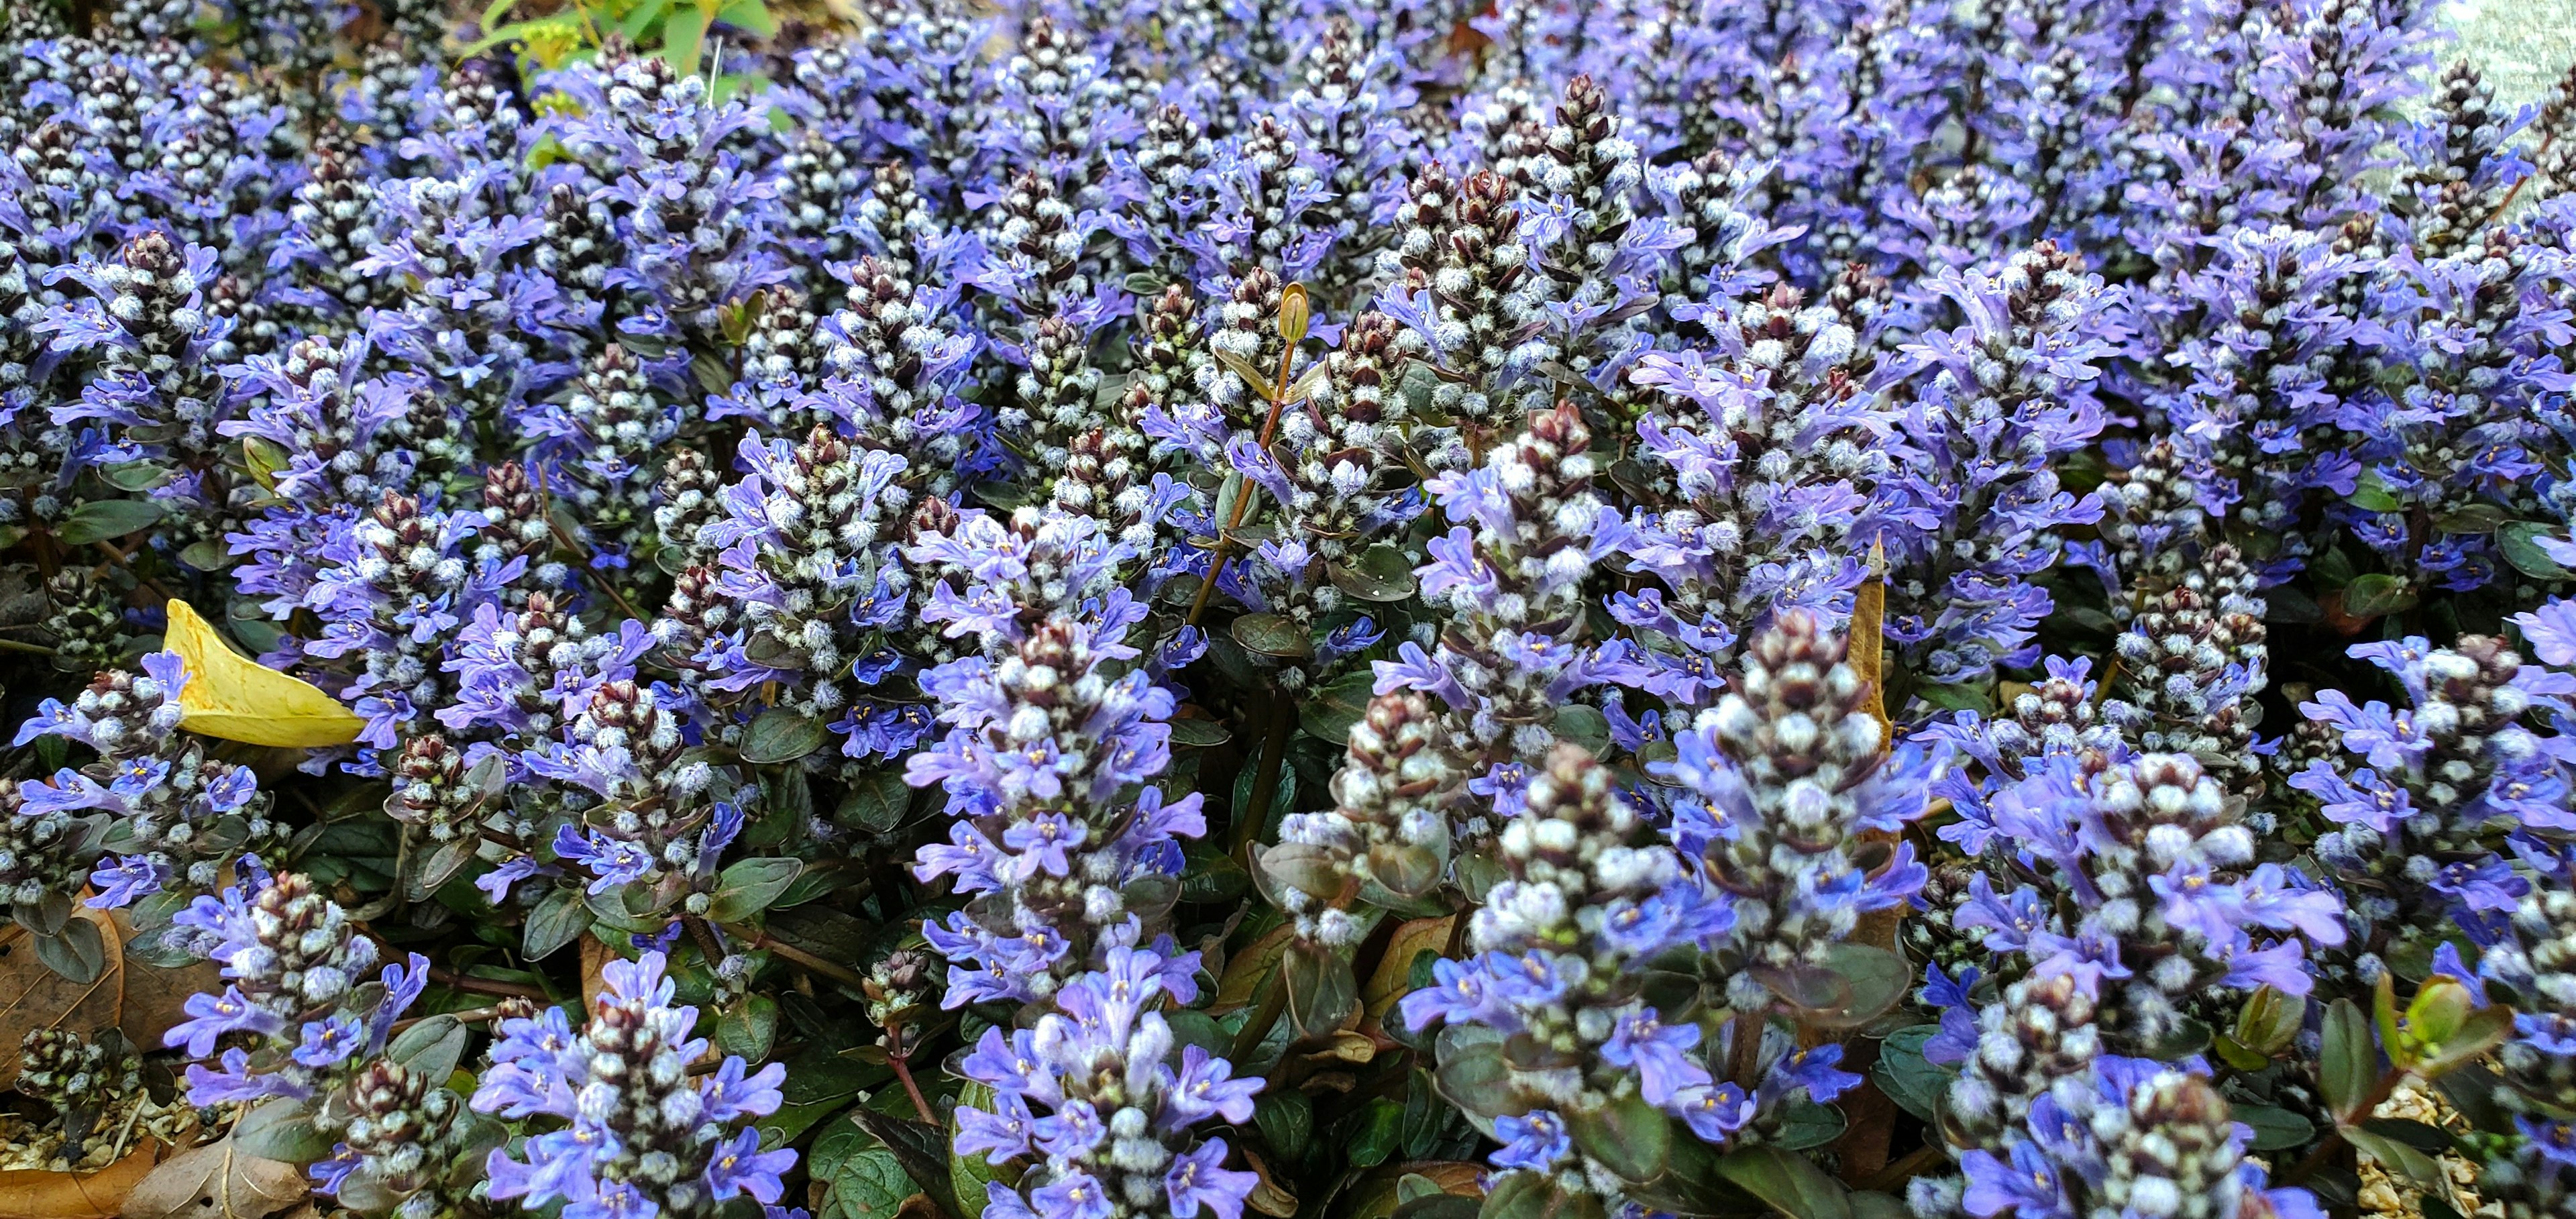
[162,867,463,1218]
[0,2,2572,1219]
[953,947,1263,1219]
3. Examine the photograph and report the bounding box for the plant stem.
[0,636,58,656]
[1185,323,1302,628]
[1855,1145,1943,1194]
[888,1027,940,1126]
[1230,971,1289,1063]
[2278,1065,2408,1186]
[1727,1010,1766,1089]
[1230,695,1293,855]
[726,922,871,989]
[427,967,550,1000]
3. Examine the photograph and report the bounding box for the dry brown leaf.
[0,910,218,1087]
[580,933,613,1010]
[1851,539,1889,740]
[0,1140,162,1219]
[1343,1160,1485,1219]
[1831,541,1904,1179]
[116,1135,305,1219]
[1359,916,1453,1028]
[1212,924,1293,1014]
[1239,1149,1298,1219]
[1300,1031,1377,1065]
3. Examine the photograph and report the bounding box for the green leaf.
[848,1108,964,1219]
[1254,1091,1314,1161]
[1479,1173,1604,1219]
[718,994,780,1063]
[743,708,829,763]
[32,917,106,984]
[1713,1145,1856,1219]
[2341,573,2417,621]
[2346,470,2402,513]
[616,0,672,40]
[1773,1101,1847,1151]
[1870,1026,1949,1122]
[1551,705,1609,755]
[2232,1102,2316,1152]
[836,767,914,834]
[1180,839,1250,904]
[2430,503,2513,534]
[1567,1094,1671,1184]
[713,0,778,35]
[711,857,805,922]
[523,884,589,959]
[1346,1096,1403,1169]
[388,1014,470,1083]
[55,497,165,545]
[231,1097,337,1163]
[831,1143,917,1219]
[2342,1126,2447,1193]
[2498,521,2571,579]
[101,460,171,492]
[2320,998,2377,1124]
[661,7,709,78]
[1232,612,1314,660]
[950,1082,1015,1211]
[1328,544,1418,602]
[1432,1041,1524,1120]
[1168,717,1232,748]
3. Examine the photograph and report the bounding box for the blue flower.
[1163,1141,1255,1219]
[292,1014,366,1068]
[166,987,288,1058]
[1491,1111,1572,1171]
[1602,1013,1707,1108]
[85,855,168,908]
[703,1128,795,1204]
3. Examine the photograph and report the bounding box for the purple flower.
[1169,1045,1260,1126]
[1163,1141,1256,1219]
[1603,1013,1708,1108]
[1491,1111,1572,1172]
[292,1015,365,1068]
[704,1128,795,1204]
[1961,1141,2065,1217]
[86,855,168,908]
[166,987,288,1057]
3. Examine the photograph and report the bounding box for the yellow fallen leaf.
[163,600,364,749]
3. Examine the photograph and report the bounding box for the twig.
[392,1004,505,1033]
[1185,301,1305,628]
[724,922,871,989]
[425,966,550,1000]
[1856,1145,1942,1194]
[89,540,177,603]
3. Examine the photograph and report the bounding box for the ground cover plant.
[0,1,2573,1219]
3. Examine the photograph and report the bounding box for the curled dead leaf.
[0,1141,162,1219]
[1360,916,1454,1028]
[1301,1030,1376,1064]
[0,910,218,1088]
[1239,1148,1298,1219]
[116,1134,304,1219]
